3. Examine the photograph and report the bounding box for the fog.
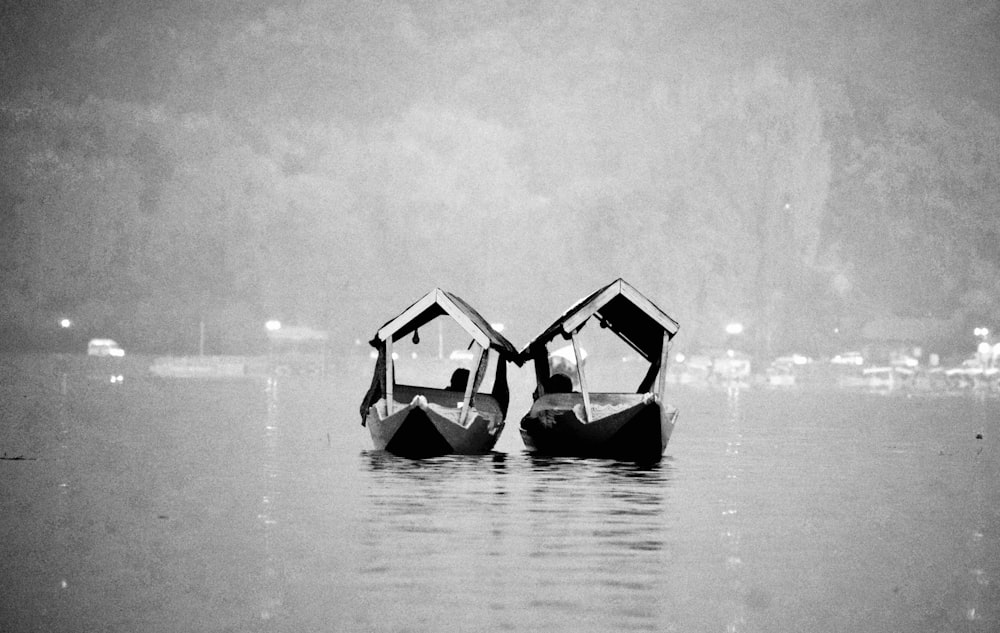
[1,0,998,357]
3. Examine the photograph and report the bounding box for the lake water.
[1,354,998,632]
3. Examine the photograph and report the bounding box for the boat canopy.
[370,288,518,358]
[360,288,518,424]
[520,278,679,362]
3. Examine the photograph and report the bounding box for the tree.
[823,97,1000,329]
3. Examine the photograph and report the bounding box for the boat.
[359,288,520,458]
[149,355,250,378]
[862,364,915,392]
[518,278,680,463]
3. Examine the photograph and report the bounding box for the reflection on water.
[54,370,72,606]
[356,450,675,632]
[1,356,998,632]
[722,386,746,633]
[260,376,282,622]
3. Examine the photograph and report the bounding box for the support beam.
[571,331,593,423]
[657,333,672,400]
[458,342,484,427]
[385,337,394,416]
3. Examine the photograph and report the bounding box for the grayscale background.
[1,3,998,632]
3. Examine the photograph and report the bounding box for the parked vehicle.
[87,339,124,357]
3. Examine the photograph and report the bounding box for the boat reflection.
[721,384,746,631]
[355,448,676,631]
[259,376,283,622]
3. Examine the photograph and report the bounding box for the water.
[1,355,998,632]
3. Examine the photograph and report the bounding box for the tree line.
[1,2,997,357]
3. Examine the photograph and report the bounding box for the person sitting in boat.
[447,368,470,392]
[533,372,575,428]
[545,372,574,393]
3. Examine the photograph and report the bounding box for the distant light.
[727,349,735,358]
[265,320,282,332]
[831,352,864,366]
[978,341,991,356]
[725,322,744,335]
[974,327,989,338]
[491,322,505,333]
[108,348,125,358]
[675,353,686,363]
[59,318,72,328]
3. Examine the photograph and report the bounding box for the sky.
[3,1,997,116]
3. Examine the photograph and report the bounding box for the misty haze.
[1,0,998,359]
[1,2,999,633]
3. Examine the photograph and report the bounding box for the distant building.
[266,325,329,375]
[860,317,957,364]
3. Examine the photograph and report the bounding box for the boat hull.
[519,400,677,463]
[366,404,504,458]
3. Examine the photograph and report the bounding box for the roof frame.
[560,279,679,337]
[521,279,679,359]
[375,288,491,349]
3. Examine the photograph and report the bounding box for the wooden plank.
[458,342,484,427]
[533,349,549,395]
[385,337,394,416]
[376,289,440,342]
[619,281,680,336]
[560,281,621,335]
[657,332,672,400]
[376,288,490,349]
[570,331,593,423]
[437,293,491,350]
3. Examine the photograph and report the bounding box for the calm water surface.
[1,355,998,632]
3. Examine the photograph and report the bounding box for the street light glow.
[725,322,744,335]
[265,320,282,332]
[59,318,72,328]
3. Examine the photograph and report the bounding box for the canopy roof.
[521,278,679,361]
[371,288,518,359]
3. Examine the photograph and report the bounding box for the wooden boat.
[518,279,680,463]
[149,356,249,378]
[359,288,519,458]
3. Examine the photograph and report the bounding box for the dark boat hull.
[519,400,677,463]
[367,404,504,458]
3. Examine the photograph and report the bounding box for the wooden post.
[458,342,484,427]
[385,337,394,416]
[657,333,672,400]
[571,331,592,423]
[533,349,549,397]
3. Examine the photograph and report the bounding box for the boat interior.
[377,383,503,426]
